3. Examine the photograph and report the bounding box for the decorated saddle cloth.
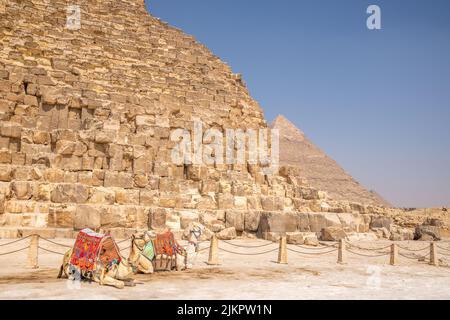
[152,231,186,257]
[70,229,121,271]
[141,241,155,261]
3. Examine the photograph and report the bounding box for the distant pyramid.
[272,115,391,207]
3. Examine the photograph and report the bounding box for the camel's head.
[183,222,205,242]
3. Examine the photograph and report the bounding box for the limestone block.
[307,212,342,232]
[258,211,298,235]
[247,196,262,210]
[89,187,115,205]
[321,227,347,241]
[0,150,12,164]
[0,122,21,138]
[139,189,159,206]
[159,194,176,208]
[178,210,199,229]
[286,232,305,245]
[48,205,76,228]
[56,140,75,155]
[166,212,181,231]
[134,174,149,188]
[35,183,52,201]
[51,184,89,203]
[153,162,170,177]
[11,181,33,200]
[104,171,133,189]
[244,211,261,232]
[11,152,26,165]
[74,205,102,230]
[225,210,244,232]
[43,169,64,183]
[217,193,234,210]
[370,215,392,231]
[0,165,12,181]
[233,196,247,210]
[149,208,167,229]
[115,189,140,205]
[217,227,237,240]
[261,196,284,211]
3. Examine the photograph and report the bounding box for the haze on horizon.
[147,0,450,208]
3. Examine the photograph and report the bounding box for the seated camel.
[129,223,205,274]
[58,248,135,289]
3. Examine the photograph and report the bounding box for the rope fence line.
[347,248,390,258]
[38,246,66,256]
[0,246,30,256]
[1,234,449,268]
[295,243,339,250]
[439,251,450,257]
[197,246,210,253]
[221,240,276,249]
[399,252,429,260]
[345,242,392,252]
[287,247,338,256]
[39,236,72,248]
[218,246,279,256]
[436,245,450,252]
[397,244,429,252]
[0,235,32,247]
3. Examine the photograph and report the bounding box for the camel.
[129,223,205,274]
[57,248,135,289]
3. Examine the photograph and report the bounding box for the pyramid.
[273,115,390,207]
[0,0,392,240]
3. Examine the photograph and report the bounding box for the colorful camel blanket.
[70,229,121,271]
[152,231,186,257]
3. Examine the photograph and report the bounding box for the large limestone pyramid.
[273,115,390,207]
[0,0,393,240]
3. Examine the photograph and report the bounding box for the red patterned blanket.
[70,229,121,271]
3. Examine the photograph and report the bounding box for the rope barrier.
[287,247,338,256]
[439,251,450,257]
[294,244,339,250]
[346,248,390,258]
[221,240,276,249]
[397,244,429,252]
[0,246,30,256]
[346,243,392,251]
[197,246,210,253]
[436,245,450,252]
[39,236,72,248]
[38,246,66,256]
[318,242,339,248]
[0,235,32,247]
[218,247,278,256]
[398,252,429,260]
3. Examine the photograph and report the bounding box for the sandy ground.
[0,238,450,300]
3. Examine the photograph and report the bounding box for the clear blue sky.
[146,0,450,208]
